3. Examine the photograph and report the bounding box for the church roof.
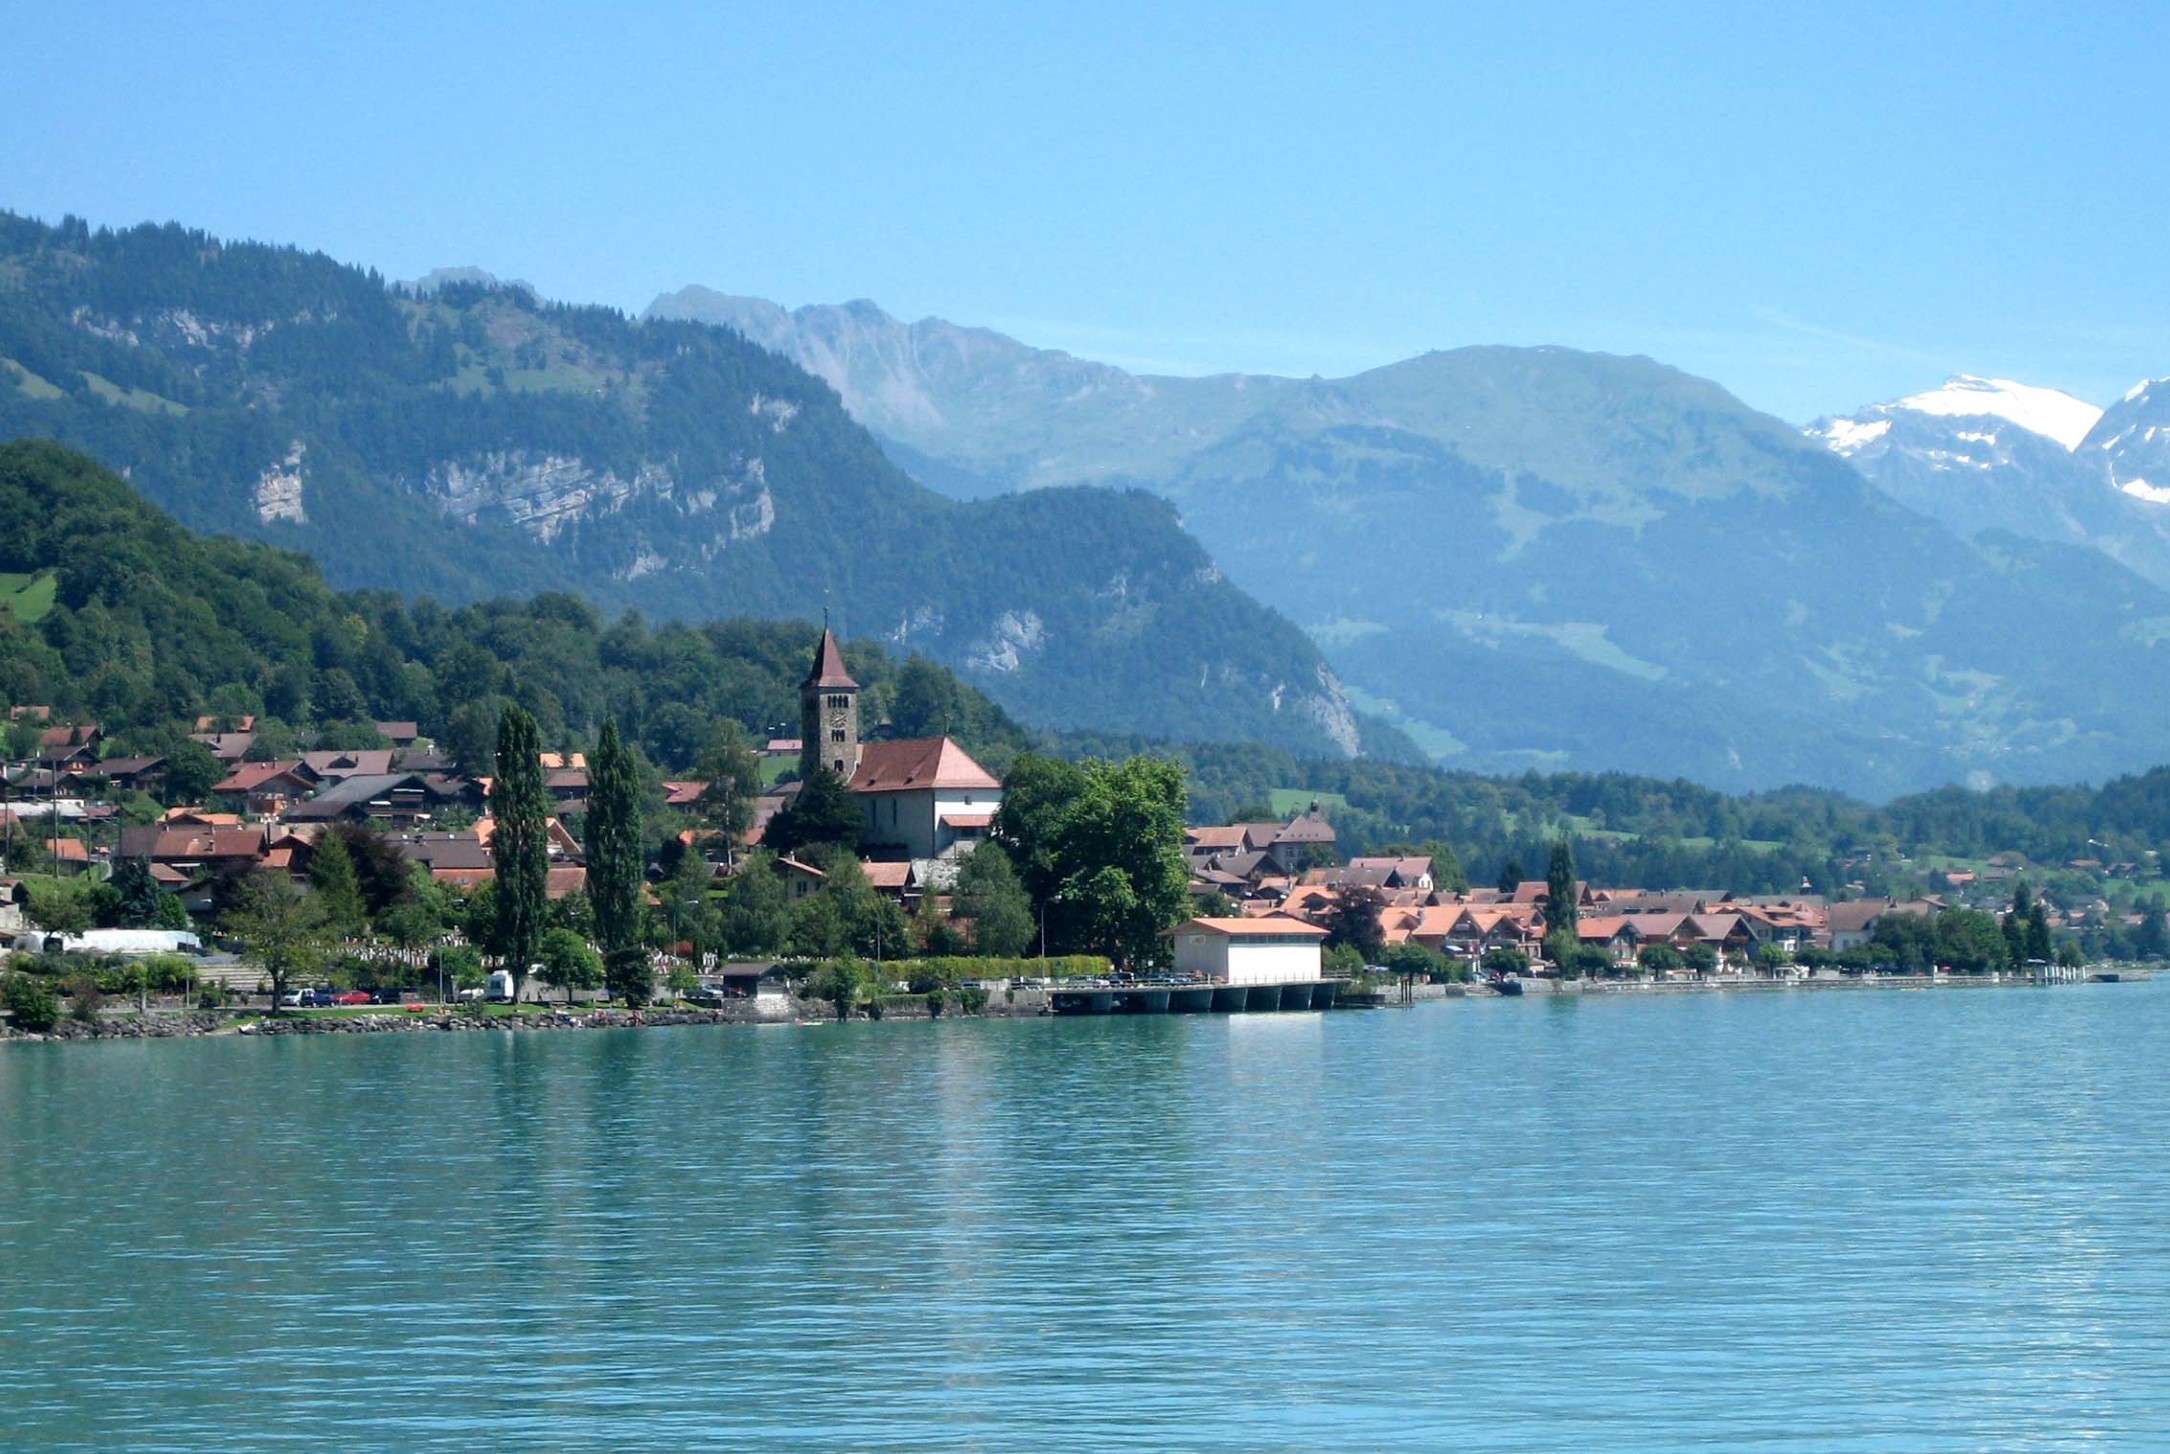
[803,628,858,690]
[850,737,1001,793]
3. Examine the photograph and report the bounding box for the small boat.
[1492,976,1525,997]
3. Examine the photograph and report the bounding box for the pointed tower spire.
[803,626,858,690]
[800,622,861,781]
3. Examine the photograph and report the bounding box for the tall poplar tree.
[1543,839,1579,936]
[489,703,551,1005]
[587,717,650,1006]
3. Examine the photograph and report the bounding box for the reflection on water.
[3,985,2168,1451]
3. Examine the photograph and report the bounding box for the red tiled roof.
[1186,826,1249,849]
[944,812,995,829]
[803,627,858,690]
[214,760,314,793]
[850,737,1000,793]
[861,861,913,889]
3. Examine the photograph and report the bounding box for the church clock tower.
[800,624,861,782]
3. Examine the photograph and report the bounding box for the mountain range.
[650,286,2170,799]
[1809,374,2170,590]
[0,214,1380,762]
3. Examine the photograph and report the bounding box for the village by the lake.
[4,623,2158,1043]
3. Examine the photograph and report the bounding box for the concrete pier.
[1050,980,1345,1017]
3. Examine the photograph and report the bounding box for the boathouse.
[1166,916,1327,985]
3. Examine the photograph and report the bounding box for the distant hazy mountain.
[1809,375,2170,590]
[650,287,2170,797]
[2087,377,2170,505]
[0,215,1378,760]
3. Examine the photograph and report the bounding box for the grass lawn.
[0,571,56,623]
[1269,788,1351,816]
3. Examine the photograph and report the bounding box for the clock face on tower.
[828,707,849,732]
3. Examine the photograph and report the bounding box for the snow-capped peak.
[1890,375,2103,451]
[2123,377,2169,404]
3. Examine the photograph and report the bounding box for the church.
[799,626,1003,863]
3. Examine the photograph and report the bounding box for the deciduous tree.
[224,870,327,1010]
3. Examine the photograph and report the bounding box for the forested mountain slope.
[0,438,1033,773]
[0,213,1375,760]
[651,289,2170,799]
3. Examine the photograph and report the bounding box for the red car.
[332,990,373,1006]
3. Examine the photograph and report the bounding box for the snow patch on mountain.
[1812,416,1889,455]
[1890,375,2102,451]
[2118,476,2170,505]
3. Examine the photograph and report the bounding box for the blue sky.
[3,2,2163,421]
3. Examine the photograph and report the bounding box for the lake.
[2,983,2166,1451]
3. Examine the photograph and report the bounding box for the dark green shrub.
[3,974,62,1032]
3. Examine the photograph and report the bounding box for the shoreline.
[2,967,2151,1043]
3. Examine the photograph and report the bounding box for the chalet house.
[300,749,399,782]
[1826,899,1890,951]
[472,814,584,861]
[284,772,481,825]
[1575,915,1641,966]
[193,715,256,733]
[373,721,421,747]
[861,859,919,906]
[211,760,320,816]
[1380,903,1462,949]
[89,755,169,796]
[392,829,585,898]
[776,854,826,900]
[190,731,256,763]
[544,766,590,813]
[117,825,273,903]
[1437,906,1546,961]
[36,724,102,775]
[1343,856,1436,893]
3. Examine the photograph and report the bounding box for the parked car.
[333,990,372,1006]
[277,989,306,1008]
[301,988,337,1008]
[370,987,410,1005]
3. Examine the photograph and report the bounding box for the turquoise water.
[2,985,2166,1451]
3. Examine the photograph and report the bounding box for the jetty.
[1047,978,1346,1015]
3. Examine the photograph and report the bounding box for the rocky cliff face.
[253,442,307,524]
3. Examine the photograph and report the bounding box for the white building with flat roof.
[1166,916,1327,985]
